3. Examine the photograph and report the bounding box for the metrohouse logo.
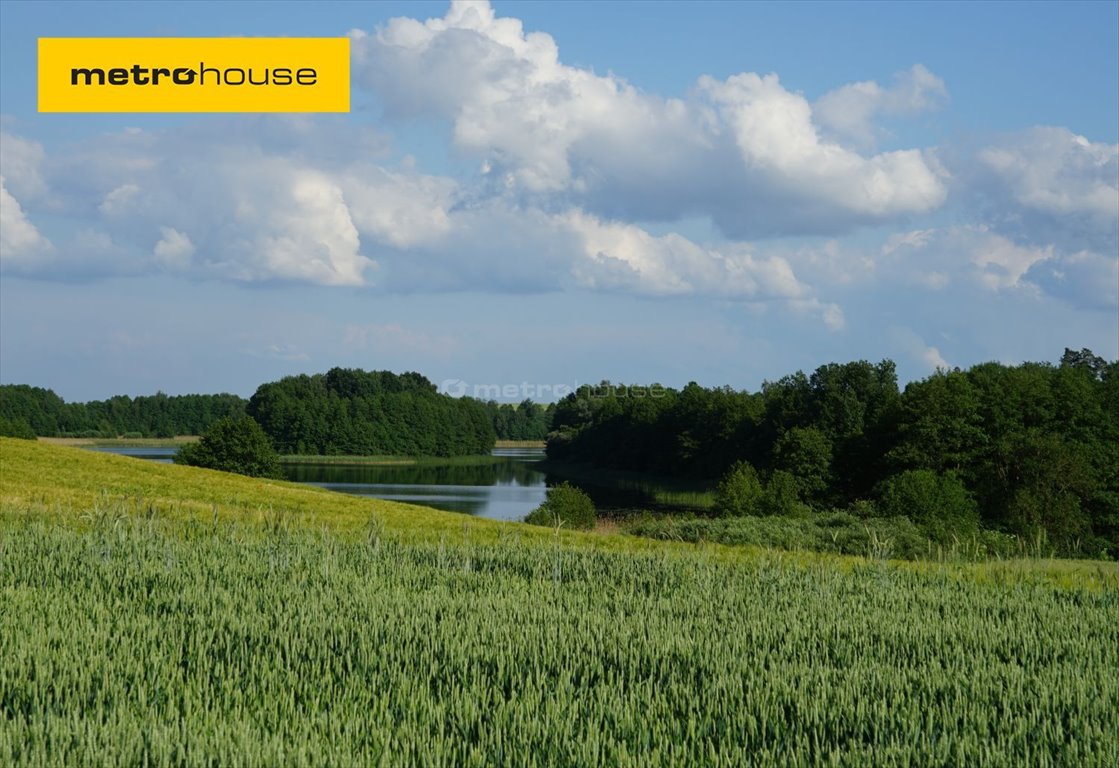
[39,38,349,113]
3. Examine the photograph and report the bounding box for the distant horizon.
[2,344,1107,404]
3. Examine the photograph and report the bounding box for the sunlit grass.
[2,437,1118,763]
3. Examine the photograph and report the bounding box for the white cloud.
[977,127,1117,224]
[966,127,1118,259]
[877,224,1117,309]
[891,327,950,373]
[153,227,195,270]
[341,167,455,249]
[356,0,947,236]
[0,132,48,200]
[969,232,1052,292]
[814,64,948,148]
[99,183,141,216]
[562,209,808,299]
[0,175,52,269]
[250,172,369,287]
[0,124,838,323]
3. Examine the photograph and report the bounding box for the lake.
[83,445,703,521]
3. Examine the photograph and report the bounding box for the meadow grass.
[494,439,546,448]
[1,438,1118,764]
[38,436,199,448]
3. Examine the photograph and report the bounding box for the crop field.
[1,439,1118,765]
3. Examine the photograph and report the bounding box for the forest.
[546,349,1118,556]
[0,386,246,438]
[246,368,495,456]
[0,380,553,443]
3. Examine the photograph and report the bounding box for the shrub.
[174,416,281,479]
[877,469,979,543]
[0,417,37,440]
[760,470,805,517]
[714,461,764,517]
[525,482,596,530]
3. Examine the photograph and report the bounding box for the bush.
[760,470,805,517]
[525,482,596,530]
[0,417,37,440]
[174,417,281,479]
[877,470,979,543]
[714,461,764,516]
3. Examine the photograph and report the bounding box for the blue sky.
[1,0,1116,401]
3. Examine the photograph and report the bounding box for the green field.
[1,438,1117,765]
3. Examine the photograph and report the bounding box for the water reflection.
[79,446,701,522]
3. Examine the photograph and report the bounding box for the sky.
[1,0,1116,402]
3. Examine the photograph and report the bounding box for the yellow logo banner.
[39,37,350,113]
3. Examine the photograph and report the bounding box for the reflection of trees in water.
[281,458,697,517]
[283,459,545,487]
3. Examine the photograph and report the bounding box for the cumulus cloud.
[881,224,1116,310]
[153,227,195,270]
[814,64,948,148]
[0,122,838,323]
[967,127,1118,254]
[355,0,947,236]
[0,175,52,269]
[0,131,48,200]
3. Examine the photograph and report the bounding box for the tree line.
[0,382,553,443]
[546,349,1118,556]
[247,368,495,456]
[0,385,246,438]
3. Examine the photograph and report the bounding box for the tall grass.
[1,511,1116,766]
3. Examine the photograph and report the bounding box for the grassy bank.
[38,436,199,448]
[1,438,1117,764]
[494,439,546,448]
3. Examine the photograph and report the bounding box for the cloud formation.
[814,64,948,148]
[0,120,834,321]
[355,0,947,236]
[0,175,52,270]
[1,0,1113,330]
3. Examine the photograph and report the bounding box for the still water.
[83,446,686,521]
[86,446,548,521]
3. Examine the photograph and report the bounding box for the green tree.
[878,470,979,543]
[0,417,37,439]
[771,426,832,505]
[175,416,282,479]
[525,482,596,530]
[714,461,764,517]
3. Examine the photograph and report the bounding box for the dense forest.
[547,349,1119,555]
[0,384,551,442]
[0,385,246,438]
[247,368,495,456]
[483,400,555,441]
